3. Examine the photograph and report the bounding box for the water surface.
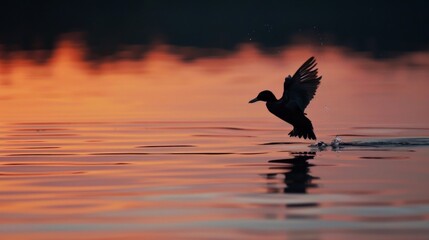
[1,41,429,239]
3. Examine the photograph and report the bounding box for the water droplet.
[331,136,342,148]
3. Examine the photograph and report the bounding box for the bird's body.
[249,57,321,140]
[267,100,316,140]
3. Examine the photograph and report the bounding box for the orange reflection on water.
[1,38,429,239]
[1,38,428,127]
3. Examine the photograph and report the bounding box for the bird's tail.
[288,127,316,140]
[288,117,316,140]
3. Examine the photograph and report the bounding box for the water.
[1,40,429,239]
[1,122,429,239]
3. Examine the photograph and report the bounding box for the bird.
[249,57,322,140]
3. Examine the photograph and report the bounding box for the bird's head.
[249,90,277,103]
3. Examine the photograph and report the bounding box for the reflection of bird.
[265,152,319,194]
[249,57,322,140]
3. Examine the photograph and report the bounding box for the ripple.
[286,202,319,208]
[148,126,267,131]
[354,215,428,222]
[340,149,415,152]
[90,152,234,156]
[193,134,255,138]
[354,127,429,130]
[5,153,76,157]
[10,121,110,126]
[2,162,129,166]
[343,138,429,147]
[0,171,85,176]
[11,128,71,132]
[5,140,46,143]
[260,142,307,145]
[238,152,268,155]
[90,152,149,156]
[332,134,391,137]
[7,134,78,137]
[6,146,60,150]
[137,144,196,148]
[360,156,409,160]
[168,152,233,155]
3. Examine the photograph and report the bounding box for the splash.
[312,137,429,150]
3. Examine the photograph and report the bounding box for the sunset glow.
[1,38,428,129]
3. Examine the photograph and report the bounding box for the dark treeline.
[0,0,428,61]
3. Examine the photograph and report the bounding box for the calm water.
[1,40,429,239]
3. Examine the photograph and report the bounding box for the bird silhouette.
[249,57,322,140]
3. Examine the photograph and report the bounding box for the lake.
[1,38,429,239]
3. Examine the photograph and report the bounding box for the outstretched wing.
[281,56,322,112]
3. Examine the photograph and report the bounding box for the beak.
[249,97,259,103]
